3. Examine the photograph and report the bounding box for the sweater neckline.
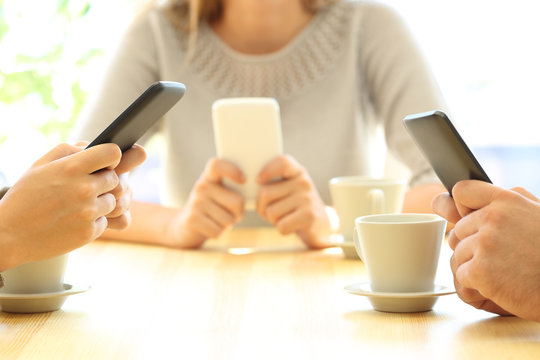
[202,9,326,63]
[186,2,352,101]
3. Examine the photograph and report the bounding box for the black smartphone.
[86,81,186,152]
[403,110,491,194]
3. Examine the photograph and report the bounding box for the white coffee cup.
[329,176,407,258]
[0,254,69,294]
[354,213,446,293]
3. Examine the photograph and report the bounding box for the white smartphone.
[212,98,283,210]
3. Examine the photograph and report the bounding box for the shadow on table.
[456,316,540,341]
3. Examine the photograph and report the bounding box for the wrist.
[164,209,206,249]
[0,208,22,271]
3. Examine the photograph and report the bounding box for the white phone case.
[212,98,283,210]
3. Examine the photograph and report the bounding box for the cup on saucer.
[0,253,86,313]
[328,176,407,259]
[347,213,450,312]
[1,254,68,294]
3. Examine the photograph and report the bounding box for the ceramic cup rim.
[329,176,408,187]
[355,213,445,225]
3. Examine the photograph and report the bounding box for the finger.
[201,200,237,228]
[447,229,461,250]
[95,193,117,218]
[452,180,501,212]
[75,141,90,147]
[275,207,311,235]
[106,211,132,230]
[68,143,122,174]
[92,169,120,195]
[114,144,147,174]
[203,182,244,221]
[256,179,294,214]
[453,261,509,315]
[108,174,129,200]
[431,192,461,224]
[33,143,83,166]
[455,283,489,305]
[93,216,109,240]
[190,212,226,239]
[107,190,130,218]
[450,256,494,308]
[205,158,245,184]
[453,254,482,292]
[452,207,483,240]
[257,155,302,184]
[452,234,476,270]
[511,186,539,202]
[261,192,297,225]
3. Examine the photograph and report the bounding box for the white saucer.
[0,283,90,313]
[328,235,360,259]
[344,282,455,313]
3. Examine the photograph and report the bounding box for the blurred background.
[0,0,539,199]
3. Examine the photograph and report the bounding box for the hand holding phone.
[403,110,491,194]
[212,98,283,210]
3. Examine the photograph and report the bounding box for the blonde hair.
[158,0,339,65]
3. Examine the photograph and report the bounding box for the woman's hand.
[166,158,246,248]
[256,155,331,249]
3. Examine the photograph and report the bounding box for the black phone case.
[403,110,491,194]
[86,81,186,152]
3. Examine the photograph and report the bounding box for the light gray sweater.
[73,1,446,224]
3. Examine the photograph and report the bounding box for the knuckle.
[206,157,220,172]
[297,177,311,191]
[511,186,527,194]
[79,207,97,223]
[108,170,120,188]
[57,142,75,153]
[104,143,122,162]
[77,182,96,199]
[103,193,117,212]
[110,216,129,230]
[194,180,210,195]
[475,231,495,252]
[190,195,207,210]
[478,207,504,228]
[303,209,315,225]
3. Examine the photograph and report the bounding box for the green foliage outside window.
[0,0,104,146]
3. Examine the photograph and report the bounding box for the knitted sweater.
[72,0,446,224]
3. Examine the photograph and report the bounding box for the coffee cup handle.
[353,227,363,261]
[369,189,384,214]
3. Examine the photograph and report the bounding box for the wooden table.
[1,228,539,359]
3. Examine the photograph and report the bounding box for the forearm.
[402,183,446,214]
[100,200,178,247]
